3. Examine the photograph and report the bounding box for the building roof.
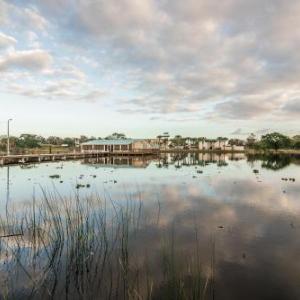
[81,139,141,146]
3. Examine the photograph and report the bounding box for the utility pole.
[7,118,12,156]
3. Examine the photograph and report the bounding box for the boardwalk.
[0,148,249,166]
[0,150,159,166]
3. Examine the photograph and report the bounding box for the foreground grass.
[0,192,211,300]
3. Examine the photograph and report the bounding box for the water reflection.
[248,154,300,170]
[156,152,244,169]
[82,156,153,168]
[0,154,299,299]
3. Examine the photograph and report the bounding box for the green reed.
[0,191,211,300]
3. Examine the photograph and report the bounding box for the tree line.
[0,131,299,152]
[247,132,300,150]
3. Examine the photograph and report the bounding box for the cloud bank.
[1,0,300,122]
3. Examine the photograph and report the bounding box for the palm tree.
[197,137,206,150]
[217,137,223,149]
[209,139,217,150]
[174,135,182,148]
[157,135,162,150]
[222,137,228,150]
[162,133,169,150]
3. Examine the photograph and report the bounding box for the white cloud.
[0,49,52,71]
[0,0,8,25]
[43,64,86,80]
[1,0,300,122]
[0,32,17,49]
[23,8,48,31]
[48,0,294,119]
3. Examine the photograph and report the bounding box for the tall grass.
[0,191,211,300]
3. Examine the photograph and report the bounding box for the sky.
[0,0,299,138]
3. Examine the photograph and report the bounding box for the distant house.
[80,139,156,153]
[224,145,245,151]
[198,139,227,151]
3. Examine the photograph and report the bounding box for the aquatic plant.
[0,191,210,300]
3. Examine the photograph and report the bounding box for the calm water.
[0,153,299,300]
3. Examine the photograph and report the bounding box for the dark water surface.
[0,153,299,300]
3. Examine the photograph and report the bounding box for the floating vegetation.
[76,183,91,189]
[49,174,60,179]
[281,177,296,182]
[76,183,85,189]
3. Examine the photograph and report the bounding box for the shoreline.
[0,148,299,166]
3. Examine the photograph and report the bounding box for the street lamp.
[7,119,12,156]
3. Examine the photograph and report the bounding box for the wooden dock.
[0,150,159,166]
[0,149,248,166]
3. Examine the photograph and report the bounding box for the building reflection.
[156,152,246,168]
[82,156,153,168]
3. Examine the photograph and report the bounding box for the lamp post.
[7,118,12,156]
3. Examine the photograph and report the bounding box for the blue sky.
[0,0,299,138]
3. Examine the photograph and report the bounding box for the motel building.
[80,139,156,153]
[198,140,245,151]
[198,139,227,151]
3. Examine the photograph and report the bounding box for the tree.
[217,137,227,149]
[47,136,63,145]
[17,134,41,148]
[79,135,89,143]
[246,133,256,147]
[198,137,206,149]
[217,137,222,148]
[161,133,170,150]
[106,133,127,140]
[173,135,183,148]
[62,137,75,146]
[292,135,300,149]
[260,132,291,150]
[156,135,163,149]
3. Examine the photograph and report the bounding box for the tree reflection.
[247,154,300,171]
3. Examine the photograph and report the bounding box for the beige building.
[198,140,227,151]
[81,139,157,153]
[224,145,245,151]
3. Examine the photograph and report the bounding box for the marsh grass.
[0,191,211,300]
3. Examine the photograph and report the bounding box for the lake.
[0,153,299,300]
